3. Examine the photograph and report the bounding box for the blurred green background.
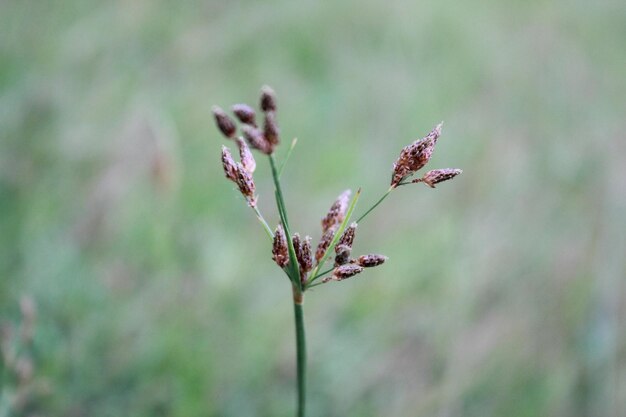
[1,0,625,416]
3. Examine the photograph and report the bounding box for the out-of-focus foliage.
[1,0,625,416]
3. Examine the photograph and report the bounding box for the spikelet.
[221,146,238,182]
[300,236,313,275]
[272,224,289,268]
[321,190,351,232]
[337,222,357,248]
[235,137,256,173]
[356,254,388,267]
[232,104,257,126]
[234,162,257,207]
[242,125,271,155]
[413,168,462,188]
[212,106,237,138]
[263,112,280,147]
[322,264,364,283]
[334,244,351,267]
[315,226,336,263]
[260,85,277,112]
[334,223,357,266]
[292,234,313,276]
[390,122,443,187]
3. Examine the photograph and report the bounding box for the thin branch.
[251,205,274,241]
[278,138,298,178]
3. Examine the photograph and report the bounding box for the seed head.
[322,264,364,283]
[232,104,257,126]
[391,122,443,187]
[321,189,351,232]
[334,244,351,267]
[235,137,256,173]
[263,111,280,147]
[242,125,272,154]
[413,168,462,188]
[337,222,357,248]
[272,224,289,268]
[260,85,277,112]
[234,162,256,207]
[292,234,312,276]
[221,145,238,182]
[356,254,388,267]
[300,236,313,275]
[212,106,236,138]
[315,226,336,263]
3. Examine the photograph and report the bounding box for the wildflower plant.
[212,86,461,416]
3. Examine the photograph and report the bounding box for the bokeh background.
[1,1,625,416]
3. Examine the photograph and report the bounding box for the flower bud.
[413,168,462,188]
[356,254,388,267]
[260,85,277,112]
[212,106,236,138]
[232,104,257,126]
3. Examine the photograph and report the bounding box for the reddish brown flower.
[234,162,256,207]
[334,244,351,267]
[390,122,443,187]
[221,146,238,182]
[292,234,313,276]
[337,222,357,248]
[260,85,277,112]
[232,104,257,126]
[272,224,289,268]
[356,254,388,267]
[242,125,271,154]
[412,168,462,188]
[322,264,364,283]
[321,190,351,232]
[212,106,236,138]
[235,137,256,173]
[315,226,336,263]
[263,112,280,147]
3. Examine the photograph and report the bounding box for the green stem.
[278,138,298,178]
[309,267,333,282]
[355,186,394,224]
[293,291,306,417]
[269,154,306,415]
[252,205,274,241]
[269,154,302,289]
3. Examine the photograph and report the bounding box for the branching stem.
[252,205,274,241]
[355,186,394,224]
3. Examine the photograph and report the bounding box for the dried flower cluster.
[412,168,463,188]
[213,87,462,290]
[391,122,443,187]
[220,145,257,207]
[214,86,282,207]
[212,86,462,417]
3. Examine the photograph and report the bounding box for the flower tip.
[260,85,277,112]
[232,103,257,126]
[433,121,443,136]
[213,106,237,138]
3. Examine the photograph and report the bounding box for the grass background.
[1,0,625,416]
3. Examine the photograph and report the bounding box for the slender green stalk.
[293,293,306,417]
[252,205,274,241]
[355,186,394,224]
[269,154,302,290]
[278,138,298,178]
[308,267,333,283]
[268,154,307,416]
